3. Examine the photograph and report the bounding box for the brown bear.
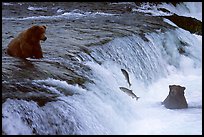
[162,85,188,109]
[6,25,47,59]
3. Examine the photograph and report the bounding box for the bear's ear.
[42,25,46,29]
[169,85,173,89]
[182,87,186,91]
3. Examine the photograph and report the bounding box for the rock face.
[163,14,202,36]
[162,85,188,109]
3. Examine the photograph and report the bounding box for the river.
[2,2,202,135]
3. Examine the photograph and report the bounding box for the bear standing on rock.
[7,25,47,59]
[162,85,188,109]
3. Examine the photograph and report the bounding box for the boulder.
[163,14,202,35]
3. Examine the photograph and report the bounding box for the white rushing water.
[2,28,202,135]
[159,2,202,21]
[2,9,118,21]
[82,28,202,135]
[133,2,202,21]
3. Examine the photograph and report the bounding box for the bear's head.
[27,25,47,42]
[169,85,186,97]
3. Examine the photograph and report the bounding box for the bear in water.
[162,85,188,109]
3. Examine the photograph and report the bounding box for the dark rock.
[158,8,171,14]
[163,14,202,35]
[166,2,181,7]
[178,47,185,54]
[162,85,188,109]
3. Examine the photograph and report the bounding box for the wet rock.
[158,8,171,14]
[2,81,59,106]
[178,47,185,54]
[163,14,202,35]
[162,85,188,109]
[2,56,92,106]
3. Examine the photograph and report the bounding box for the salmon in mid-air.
[119,87,140,100]
[121,69,131,87]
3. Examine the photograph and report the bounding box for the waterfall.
[2,2,202,135]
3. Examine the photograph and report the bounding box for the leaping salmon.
[119,87,140,100]
[121,69,131,87]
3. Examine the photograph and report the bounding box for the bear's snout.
[42,37,47,41]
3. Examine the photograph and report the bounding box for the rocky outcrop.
[163,14,202,35]
[2,58,92,106]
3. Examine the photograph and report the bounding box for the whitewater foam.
[2,9,118,21]
[33,78,86,95]
[57,9,64,13]
[133,2,202,21]
[28,6,47,11]
[82,27,202,134]
[159,2,202,21]
[3,2,14,6]
[2,2,202,135]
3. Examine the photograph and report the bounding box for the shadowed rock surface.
[163,14,202,35]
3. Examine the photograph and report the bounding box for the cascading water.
[2,2,202,135]
[80,28,202,135]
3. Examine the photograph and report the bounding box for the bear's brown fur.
[7,25,47,59]
[162,85,188,109]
